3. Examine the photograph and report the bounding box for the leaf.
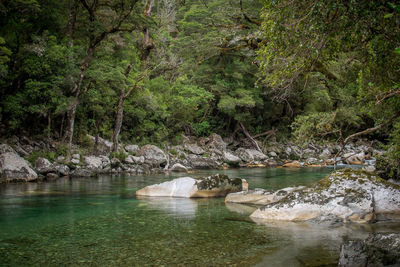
[384,13,393,19]
[394,47,400,55]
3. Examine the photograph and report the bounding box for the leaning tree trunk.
[112,90,125,152]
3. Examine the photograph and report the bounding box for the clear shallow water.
[0,167,399,266]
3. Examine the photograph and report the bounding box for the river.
[1,167,399,266]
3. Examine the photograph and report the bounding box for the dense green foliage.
[0,0,399,175]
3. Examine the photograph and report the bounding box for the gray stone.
[52,164,70,176]
[138,145,167,166]
[338,233,400,267]
[124,155,135,164]
[111,158,121,165]
[305,157,319,165]
[170,163,188,172]
[0,144,16,154]
[207,133,226,151]
[235,148,267,162]
[72,154,80,160]
[84,156,103,169]
[226,186,305,205]
[362,165,376,172]
[35,157,52,171]
[187,154,219,169]
[338,241,367,267]
[223,151,241,165]
[184,143,205,155]
[12,144,29,157]
[319,148,332,159]
[269,151,277,157]
[0,152,38,182]
[125,144,140,154]
[71,158,80,165]
[70,167,95,177]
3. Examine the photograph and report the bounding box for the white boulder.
[0,151,38,182]
[250,169,400,223]
[136,174,246,198]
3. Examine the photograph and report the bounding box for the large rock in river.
[226,186,305,205]
[0,145,38,182]
[136,174,247,198]
[250,169,400,223]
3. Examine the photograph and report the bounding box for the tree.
[258,0,400,149]
[62,0,140,157]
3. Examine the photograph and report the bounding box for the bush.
[110,150,127,162]
[26,150,56,165]
[375,155,399,181]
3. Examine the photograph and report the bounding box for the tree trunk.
[64,96,79,157]
[112,90,125,152]
[63,46,94,158]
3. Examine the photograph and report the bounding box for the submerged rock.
[338,233,400,267]
[226,186,305,205]
[282,161,302,168]
[136,174,246,198]
[250,169,400,223]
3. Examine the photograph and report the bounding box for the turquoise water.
[0,167,399,266]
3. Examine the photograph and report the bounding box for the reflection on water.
[137,196,200,219]
[0,167,398,266]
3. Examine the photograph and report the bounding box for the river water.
[1,167,399,266]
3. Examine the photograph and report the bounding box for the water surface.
[0,167,398,266]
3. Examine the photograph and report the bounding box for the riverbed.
[1,167,399,266]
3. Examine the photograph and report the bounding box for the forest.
[0,0,399,177]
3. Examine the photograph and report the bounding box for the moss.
[110,151,127,162]
[169,149,178,156]
[196,174,241,190]
[26,150,56,165]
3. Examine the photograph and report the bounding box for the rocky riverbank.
[225,169,400,224]
[0,133,384,183]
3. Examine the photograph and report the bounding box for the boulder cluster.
[0,133,383,183]
[225,169,400,224]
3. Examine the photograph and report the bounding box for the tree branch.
[239,121,262,152]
